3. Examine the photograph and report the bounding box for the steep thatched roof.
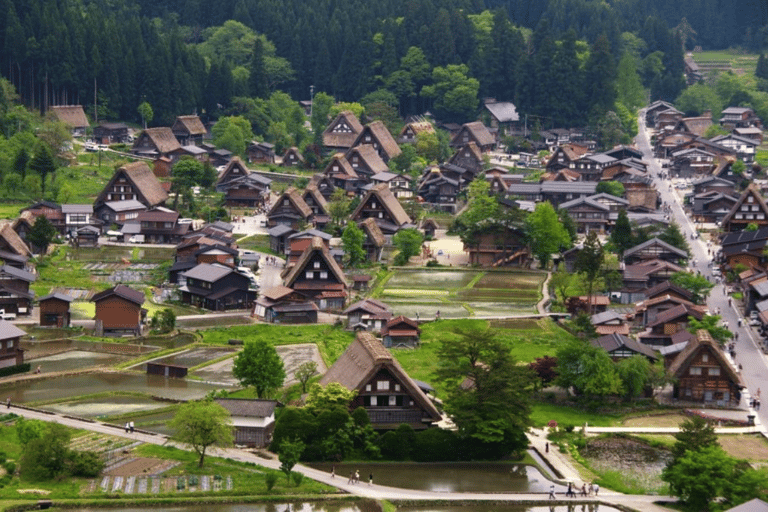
[302,185,329,213]
[359,217,385,247]
[322,110,363,149]
[173,115,207,136]
[318,331,441,423]
[351,183,411,227]
[268,187,313,219]
[97,161,168,208]
[49,105,89,128]
[668,330,743,387]
[0,222,31,257]
[136,127,182,154]
[346,144,389,174]
[283,236,348,288]
[353,121,401,161]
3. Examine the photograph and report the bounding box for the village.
[0,91,768,512]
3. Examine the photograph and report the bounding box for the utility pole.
[309,85,315,121]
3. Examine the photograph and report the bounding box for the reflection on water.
[71,501,380,512]
[311,463,563,493]
[67,502,618,512]
[25,350,132,374]
[0,372,231,404]
[43,395,171,418]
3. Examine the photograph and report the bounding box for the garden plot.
[83,262,159,283]
[378,270,545,318]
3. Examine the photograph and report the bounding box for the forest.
[0,0,764,130]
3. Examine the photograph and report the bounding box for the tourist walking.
[6,397,10,409]
[348,471,354,484]
[549,485,556,500]
[369,473,373,486]
[129,421,135,433]
[124,422,129,433]
[355,470,360,484]
[594,483,599,496]
[331,466,335,478]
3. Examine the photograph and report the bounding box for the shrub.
[0,363,30,378]
[412,428,459,462]
[291,472,304,486]
[265,471,278,491]
[69,451,104,477]
[4,461,15,475]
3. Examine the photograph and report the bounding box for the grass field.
[375,269,545,318]
[392,318,576,396]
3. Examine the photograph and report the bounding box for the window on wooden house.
[377,380,389,391]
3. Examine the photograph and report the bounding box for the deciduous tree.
[555,339,622,398]
[169,399,233,468]
[341,222,366,267]
[27,215,57,254]
[294,361,318,394]
[393,228,424,265]
[575,231,604,315]
[670,271,714,304]
[526,202,571,269]
[232,339,286,398]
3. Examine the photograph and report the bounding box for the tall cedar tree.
[28,144,56,194]
[611,209,634,258]
[435,326,535,457]
[249,38,269,99]
[584,34,617,121]
[575,231,604,315]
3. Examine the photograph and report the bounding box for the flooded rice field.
[135,347,236,371]
[42,394,172,418]
[22,339,157,359]
[0,372,232,404]
[25,350,133,374]
[311,463,558,493]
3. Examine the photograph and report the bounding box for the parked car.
[0,309,16,320]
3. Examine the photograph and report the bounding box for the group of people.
[342,469,372,486]
[263,256,279,266]
[550,482,599,499]
[124,421,135,433]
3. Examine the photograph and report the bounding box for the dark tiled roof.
[183,263,233,283]
[0,319,26,340]
[39,292,74,302]
[214,398,279,418]
[92,284,145,305]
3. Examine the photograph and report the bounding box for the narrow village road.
[635,111,766,428]
[4,404,674,511]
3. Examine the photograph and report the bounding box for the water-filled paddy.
[0,372,232,404]
[42,394,171,418]
[310,462,560,493]
[27,350,133,374]
[65,503,620,512]
[137,347,235,370]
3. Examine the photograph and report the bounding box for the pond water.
[310,463,561,493]
[42,394,172,418]
[25,350,133,374]
[70,502,379,512]
[68,503,620,512]
[0,372,232,404]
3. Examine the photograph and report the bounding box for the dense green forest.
[0,0,764,129]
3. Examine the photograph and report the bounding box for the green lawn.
[200,324,355,366]
[392,318,576,396]
[530,402,621,428]
[0,203,23,219]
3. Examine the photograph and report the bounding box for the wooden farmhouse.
[282,236,348,311]
[92,284,146,336]
[0,223,32,260]
[132,127,182,158]
[668,330,744,406]
[214,398,281,448]
[449,121,495,152]
[267,188,312,229]
[351,121,402,163]
[381,315,421,348]
[319,331,442,429]
[49,105,89,136]
[351,184,412,236]
[247,141,276,164]
[636,303,706,347]
[219,173,272,208]
[720,227,768,269]
[345,144,389,180]
[322,110,364,154]
[95,162,168,212]
[591,333,658,362]
[281,147,304,167]
[358,217,386,263]
[179,263,255,311]
[39,292,74,327]
[448,142,484,176]
[721,185,768,232]
[463,225,528,267]
[171,115,207,146]
[343,298,392,331]
[322,153,360,193]
[93,122,130,144]
[0,320,25,370]
[0,265,35,316]
[254,285,318,324]
[398,121,434,143]
[623,238,688,265]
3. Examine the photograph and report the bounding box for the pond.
[65,503,620,512]
[69,502,379,512]
[22,339,157,360]
[0,372,233,404]
[310,463,561,493]
[25,350,133,374]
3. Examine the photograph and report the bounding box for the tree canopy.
[526,202,571,269]
[169,399,233,467]
[232,339,286,398]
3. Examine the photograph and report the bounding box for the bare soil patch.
[104,457,176,477]
[621,413,688,428]
[719,435,768,461]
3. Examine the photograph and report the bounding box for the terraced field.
[376,269,546,318]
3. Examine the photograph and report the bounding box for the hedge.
[0,362,30,378]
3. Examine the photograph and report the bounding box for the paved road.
[3,404,672,511]
[636,111,764,426]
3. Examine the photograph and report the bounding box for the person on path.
[331,466,335,478]
[6,397,10,409]
[549,485,556,500]
[588,482,594,495]
[355,470,360,484]
[369,473,373,486]
[581,483,587,496]
[594,483,599,496]
[567,482,573,497]
[129,421,135,433]
[348,471,354,484]
[125,422,129,433]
